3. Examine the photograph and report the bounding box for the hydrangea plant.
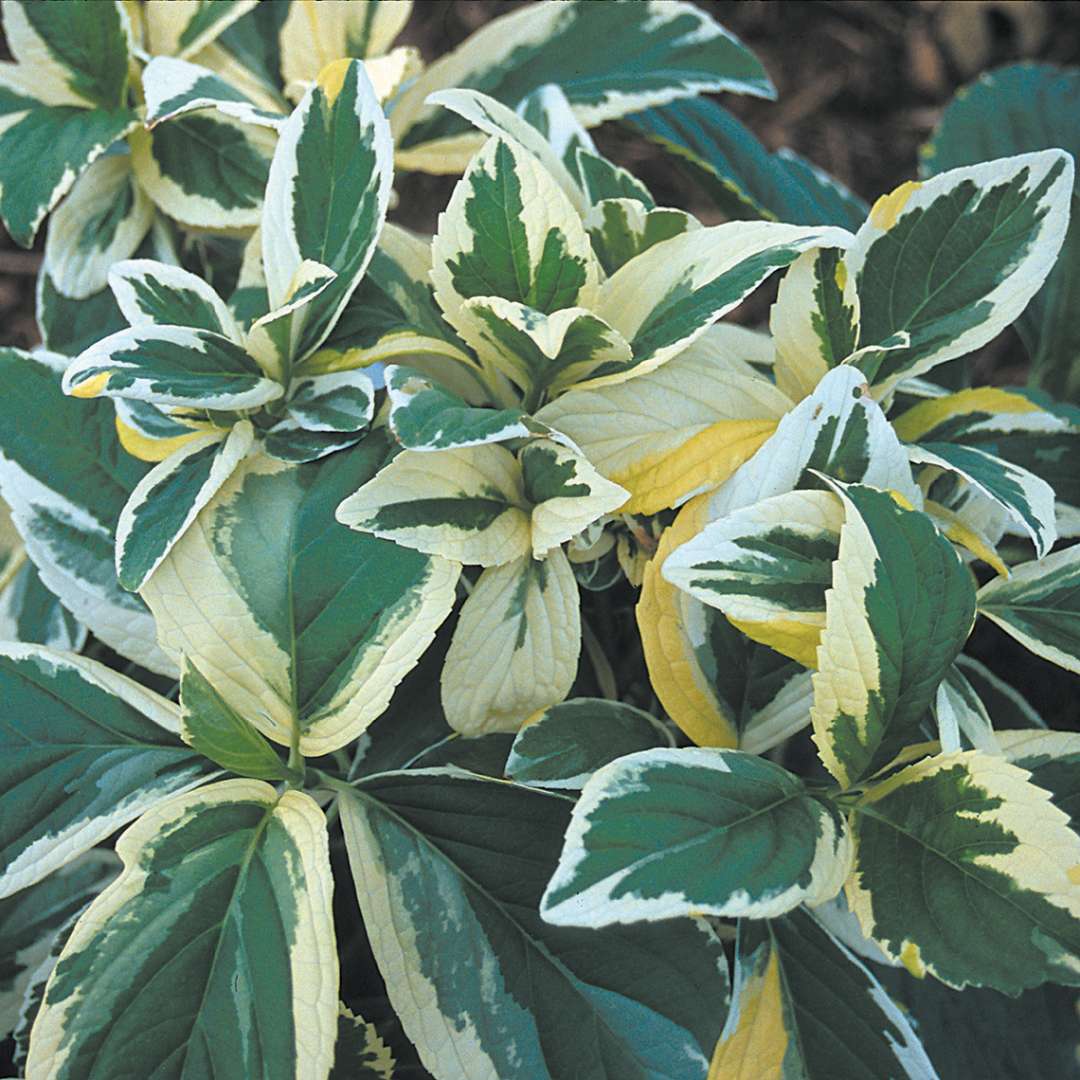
[1,3,1079,1079]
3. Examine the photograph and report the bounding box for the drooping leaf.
[0,646,213,898]
[340,768,730,1080]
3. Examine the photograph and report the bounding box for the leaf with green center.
[339,768,730,1080]
[62,324,283,411]
[664,488,844,669]
[517,82,598,185]
[262,58,393,365]
[142,432,460,756]
[506,698,671,790]
[392,0,773,172]
[810,483,976,787]
[708,909,936,1079]
[143,0,259,61]
[976,544,1080,674]
[442,549,580,735]
[141,54,283,129]
[43,156,152,301]
[0,558,84,652]
[0,646,214,898]
[848,749,1080,992]
[846,150,1073,397]
[584,198,698,276]
[337,442,530,567]
[25,780,337,1080]
[542,747,851,925]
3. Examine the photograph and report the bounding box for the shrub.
[1,3,1079,1078]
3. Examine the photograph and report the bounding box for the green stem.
[582,616,617,700]
[287,722,304,790]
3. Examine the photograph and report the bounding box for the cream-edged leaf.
[43,156,152,300]
[848,750,1080,992]
[542,748,851,926]
[336,443,530,567]
[976,544,1080,674]
[584,197,698,276]
[520,438,627,558]
[0,645,213,899]
[442,548,579,735]
[811,483,976,787]
[141,54,284,129]
[847,151,1074,397]
[142,434,459,756]
[25,780,338,1080]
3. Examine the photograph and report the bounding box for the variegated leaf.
[461,297,631,400]
[709,910,936,1080]
[0,558,84,652]
[908,441,1057,558]
[996,729,1080,839]
[43,156,152,300]
[0,350,170,673]
[934,664,998,755]
[286,368,374,432]
[129,110,276,229]
[584,197,698,276]
[141,54,284,129]
[587,220,852,387]
[520,438,627,558]
[391,0,773,172]
[431,134,600,350]
[976,544,1080,674]
[537,327,791,515]
[262,58,393,364]
[385,364,540,451]
[113,397,208,463]
[331,1004,396,1080]
[0,646,213,899]
[847,151,1074,396]
[542,748,851,925]
[25,780,338,1080]
[108,257,242,339]
[336,442,531,567]
[771,246,859,402]
[505,697,672,790]
[848,749,1080,992]
[142,434,459,756]
[442,548,579,735]
[0,851,116,1043]
[340,768,729,1080]
[139,0,258,60]
[517,82,598,183]
[63,324,283,410]
[811,483,976,787]
[115,421,253,591]
[664,489,844,668]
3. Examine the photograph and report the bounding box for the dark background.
[1,0,1078,726]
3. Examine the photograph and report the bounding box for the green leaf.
[811,484,976,787]
[505,697,671,789]
[25,781,338,1079]
[141,431,459,756]
[36,269,126,357]
[393,0,773,167]
[63,324,284,410]
[848,749,1080,992]
[848,151,1074,396]
[626,96,867,229]
[954,654,1044,729]
[923,63,1080,399]
[180,658,293,781]
[108,257,241,337]
[331,1004,397,1080]
[0,850,116,1041]
[878,967,1080,1080]
[262,58,392,364]
[542,747,851,925]
[584,198,698,277]
[0,646,213,898]
[976,544,1080,674]
[0,558,84,652]
[0,350,169,672]
[709,909,936,1079]
[340,768,729,1080]
[285,369,374,433]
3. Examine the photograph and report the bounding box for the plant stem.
[582,616,617,699]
